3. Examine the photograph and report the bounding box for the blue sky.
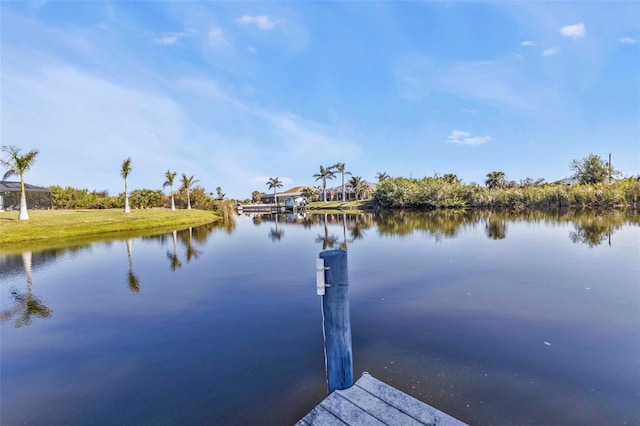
[1,1,638,199]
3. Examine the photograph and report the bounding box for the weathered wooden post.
[317,249,353,393]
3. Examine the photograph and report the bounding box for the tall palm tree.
[121,157,132,214]
[180,174,199,210]
[375,171,390,182]
[313,165,335,203]
[163,170,177,211]
[332,162,351,201]
[1,145,40,220]
[348,175,363,200]
[266,177,283,206]
[485,171,506,189]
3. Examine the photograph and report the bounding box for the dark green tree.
[570,154,619,184]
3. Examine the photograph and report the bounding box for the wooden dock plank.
[354,374,466,425]
[337,383,424,426]
[319,392,387,426]
[296,404,349,426]
[296,373,467,426]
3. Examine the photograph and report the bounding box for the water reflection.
[269,214,284,242]
[250,209,638,248]
[370,209,636,246]
[569,214,623,248]
[316,213,339,250]
[126,239,140,293]
[167,230,182,271]
[485,216,508,240]
[178,227,202,262]
[0,252,52,327]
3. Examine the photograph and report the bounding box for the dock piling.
[319,249,353,393]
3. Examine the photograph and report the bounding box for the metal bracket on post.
[316,258,331,296]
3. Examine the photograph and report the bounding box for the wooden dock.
[296,373,467,426]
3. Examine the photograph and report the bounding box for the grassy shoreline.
[0,209,219,245]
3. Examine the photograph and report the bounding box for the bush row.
[373,177,640,209]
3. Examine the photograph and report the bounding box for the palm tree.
[266,177,283,206]
[163,170,177,211]
[375,171,390,182]
[348,175,363,200]
[332,162,351,201]
[485,171,506,189]
[1,145,40,220]
[313,165,336,203]
[181,174,199,210]
[121,157,132,213]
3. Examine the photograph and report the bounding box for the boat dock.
[296,373,466,426]
[236,203,284,213]
[302,251,466,426]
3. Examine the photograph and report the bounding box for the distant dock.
[236,204,284,213]
[296,372,466,426]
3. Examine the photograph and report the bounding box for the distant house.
[326,181,377,201]
[559,178,577,186]
[261,186,309,204]
[0,181,52,211]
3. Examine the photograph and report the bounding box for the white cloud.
[446,130,491,146]
[619,36,638,44]
[520,40,537,46]
[560,23,586,40]
[395,54,560,111]
[236,15,276,31]
[542,47,560,57]
[154,32,186,46]
[208,27,227,46]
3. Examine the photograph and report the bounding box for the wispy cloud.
[236,15,276,31]
[560,23,586,40]
[542,47,560,57]
[395,54,558,110]
[154,32,187,46]
[619,36,638,44]
[208,27,227,46]
[446,130,491,146]
[520,40,537,47]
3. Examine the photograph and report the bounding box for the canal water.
[1,210,639,425]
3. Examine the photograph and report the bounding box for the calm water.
[1,210,639,425]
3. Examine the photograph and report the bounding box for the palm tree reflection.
[269,214,284,242]
[177,227,201,262]
[0,252,52,327]
[316,214,339,250]
[167,230,182,271]
[485,216,507,240]
[126,239,140,292]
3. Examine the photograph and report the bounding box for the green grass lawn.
[0,209,218,246]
